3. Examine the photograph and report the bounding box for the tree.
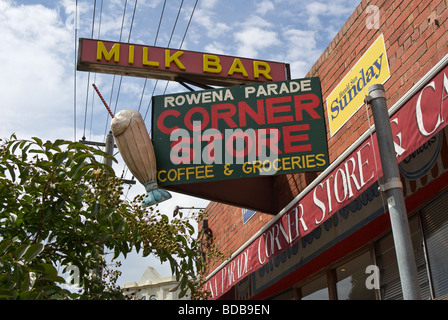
[0,135,222,299]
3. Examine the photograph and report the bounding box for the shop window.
[269,288,294,300]
[294,211,434,300]
[301,274,329,300]
[375,215,430,299]
[335,251,376,300]
[421,189,448,299]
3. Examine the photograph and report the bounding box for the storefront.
[247,125,448,300]
[202,0,448,300]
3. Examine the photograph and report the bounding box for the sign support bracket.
[175,76,215,91]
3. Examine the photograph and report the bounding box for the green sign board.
[152,77,329,186]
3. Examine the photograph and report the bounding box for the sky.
[0,0,361,289]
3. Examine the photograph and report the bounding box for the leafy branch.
[0,135,224,299]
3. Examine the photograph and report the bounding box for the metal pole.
[366,84,422,300]
[92,131,115,281]
[104,131,115,168]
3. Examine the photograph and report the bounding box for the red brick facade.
[203,0,448,275]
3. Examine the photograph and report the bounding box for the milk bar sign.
[152,77,329,186]
[77,38,288,87]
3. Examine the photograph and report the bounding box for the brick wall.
[204,0,448,274]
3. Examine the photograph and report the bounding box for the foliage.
[0,135,223,299]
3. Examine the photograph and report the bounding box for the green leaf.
[0,273,9,285]
[23,244,44,264]
[53,151,69,167]
[5,163,16,182]
[0,240,12,255]
[11,140,22,155]
[30,263,58,276]
[72,152,94,163]
[32,137,43,147]
[29,149,45,155]
[52,139,67,149]
[92,202,101,216]
[14,244,30,260]
[40,274,66,284]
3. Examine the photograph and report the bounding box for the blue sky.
[0,0,360,288]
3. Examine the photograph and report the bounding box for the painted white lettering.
[344,157,361,197]
[221,267,226,293]
[287,209,299,243]
[164,96,175,108]
[257,236,266,265]
[334,168,348,203]
[324,177,333,213]
[313,183,326,224]
[390,118,406,157]
[245,86,256,99]
[416,81,443,136]
[357,142,375,187]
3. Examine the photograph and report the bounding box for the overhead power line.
[142,0,199,123]
[89,0,104,140]
[103,0,138,139]
[137,0,167,114]
[82,0,97,141]
[73,0,79,141]
[78,0,199,183]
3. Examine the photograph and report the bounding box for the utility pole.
[82,132,115,281]
[80,136,136,185]
[104,131,114,169]
[365,84,422,300]
[81,84,136,282]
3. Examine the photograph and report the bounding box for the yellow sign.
[326,34,390,136]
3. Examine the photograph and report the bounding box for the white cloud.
[306,1,329,16]
[283,29,321,77]
[201,0,219,10]
[241,14,275,29]
[192,3,231,39]
[283,29,317,53]
[195,13,231,38]
[304,1,358,37]
[0,0,75,141]
[233,15,280,58]
[204,41,227,55]
[138,0,163,9]
[235,27,280,58]
[256,0,275,16]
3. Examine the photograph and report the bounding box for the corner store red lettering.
[157,94,321,157]
[169,126,310,164]
[157,94,321,134]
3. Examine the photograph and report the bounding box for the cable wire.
[82,0,97,140]
[103,0,133,138]
[137,0,167,114]
[73,0,79,141]
[111,0,138,118]
[89,0,104,139]
[142,0,199,123]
